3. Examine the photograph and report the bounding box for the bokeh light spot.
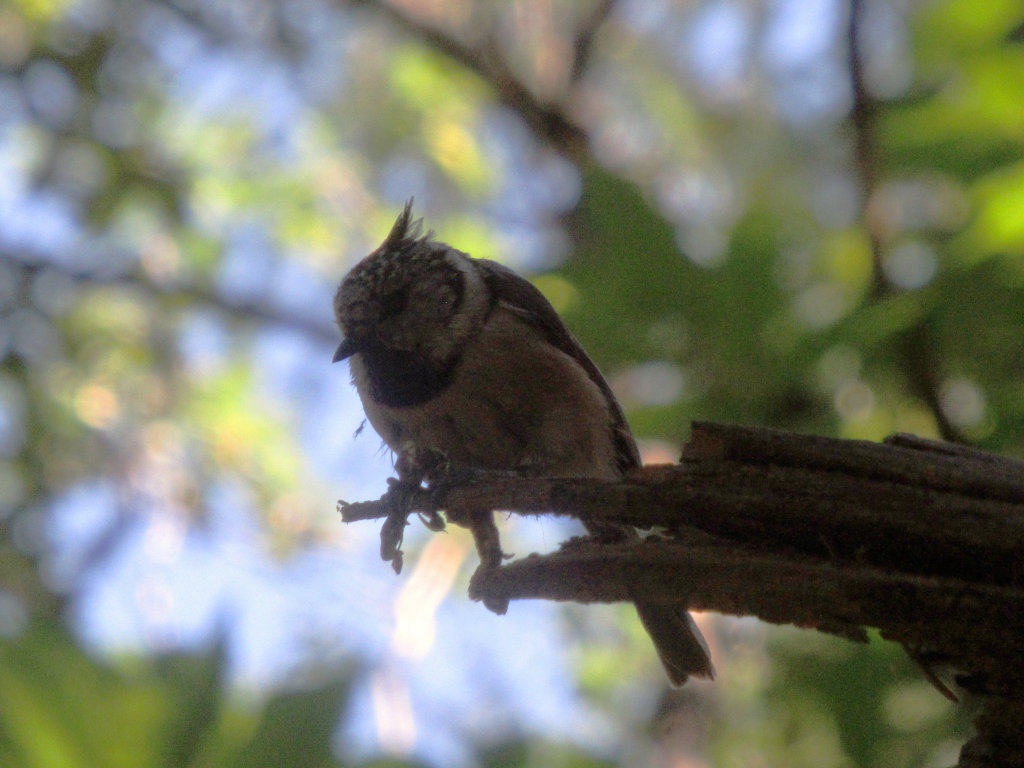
[75,383,120,429]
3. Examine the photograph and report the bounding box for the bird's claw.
[417,510,446,532]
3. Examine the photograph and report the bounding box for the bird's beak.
[332,340,356,362]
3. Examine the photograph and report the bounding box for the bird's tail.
[635,602,715,686]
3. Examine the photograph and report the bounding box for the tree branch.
[11,255,339,346]
[342,421,1024,767]
[360,0,589,158]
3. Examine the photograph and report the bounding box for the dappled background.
[1,0,1021,765]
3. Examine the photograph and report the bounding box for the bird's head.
[333,201,487,370]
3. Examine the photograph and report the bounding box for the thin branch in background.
[10,255,340,346]
[360,0,588,158]
[844,0,965,444]
[568,0,617,86]
[897,323,965,444]
[845,0,884,298]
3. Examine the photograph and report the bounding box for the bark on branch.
[340,422,1024,767]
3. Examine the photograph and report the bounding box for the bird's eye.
[379,288,409,320]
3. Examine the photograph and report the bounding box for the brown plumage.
[334,201,714,685]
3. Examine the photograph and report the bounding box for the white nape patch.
[444,250,492,341]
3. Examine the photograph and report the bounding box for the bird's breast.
[357,345,453,407]
[350,308,622,479]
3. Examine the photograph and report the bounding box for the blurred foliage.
[0,619,352,768]
[1,0,1022,765]
[709,629,973,768]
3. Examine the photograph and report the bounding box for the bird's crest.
[379,198,433,255]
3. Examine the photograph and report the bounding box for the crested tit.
[333,201,713,685]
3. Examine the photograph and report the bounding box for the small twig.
[904,645,960,704]
[568,0,617,85]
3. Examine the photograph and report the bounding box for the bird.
[332,200,714,686]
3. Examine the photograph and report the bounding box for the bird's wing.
[473,258,641,472]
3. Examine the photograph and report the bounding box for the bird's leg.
[390,445,447,537]
[374,445,444,574]
[394,448,511,613]
[377,477,422,574]
[422,464,511,615]
[448,505,510,616]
